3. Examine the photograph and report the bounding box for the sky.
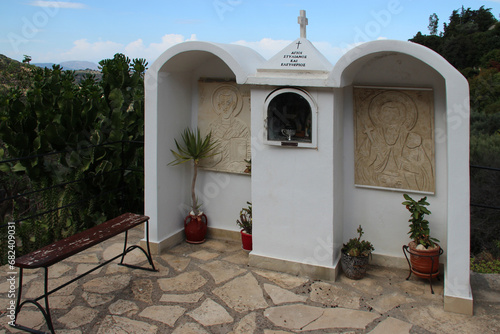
[2,0,500,66]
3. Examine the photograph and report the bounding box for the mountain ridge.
[33,60,99,71]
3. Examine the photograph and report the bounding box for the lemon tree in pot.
[236,202,252,250]
[402,194,442,279]
[341,225,374,279]
[169,128,219,244]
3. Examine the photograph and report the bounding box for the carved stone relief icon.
[198,82,251,174]
[354,87,435,193]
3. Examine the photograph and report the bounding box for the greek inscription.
[281,49,307,67]
[280,63,306,67]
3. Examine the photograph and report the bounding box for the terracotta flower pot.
[408,241,441,278]
[184,213,208,244]
[240,230,252,251]
[341,252,370,280]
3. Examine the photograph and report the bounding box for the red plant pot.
[184,213,208,244]
[408,241,441,278]
[240,230,252,251]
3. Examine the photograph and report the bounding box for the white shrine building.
[144,11,472,314]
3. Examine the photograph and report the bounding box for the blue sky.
[2,0,500,65]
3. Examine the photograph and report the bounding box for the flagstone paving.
[1,226,499,333]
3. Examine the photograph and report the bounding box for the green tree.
[443,6,496,37]
[480,49,500,70]
[409,32,442,53]
[22,55,31,64]
[428,13,439,36]
[469,68,500,114]
[411,6,500,69]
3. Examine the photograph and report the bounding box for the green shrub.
[0,54,147,264]
[470,256,500,273]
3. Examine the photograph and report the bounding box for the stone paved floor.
[1,226,499,333]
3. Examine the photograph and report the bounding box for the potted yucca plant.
[236,202,252,250]
[169,127,219,243]
[341,225,374,279]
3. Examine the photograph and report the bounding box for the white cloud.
[50,34,197,63]
[125,34,197,61]
[29,1,86,9]
[59,39,123,62]
[232,38,291,60]
[37,34,376,66]
[311,41,349,64]
[313,36,389,64]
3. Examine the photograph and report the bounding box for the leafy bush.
[0,54,147,263]
[470,242,500,273]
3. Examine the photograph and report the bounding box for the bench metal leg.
[12,267,56,334]
[118,219,157,272]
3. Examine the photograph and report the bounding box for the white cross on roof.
[298,10,308,38]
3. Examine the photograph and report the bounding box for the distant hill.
[34,60,99,71]
[1,55,103,94]
[0,54,34,94]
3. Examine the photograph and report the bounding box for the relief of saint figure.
[201,85,250,174]
[354,89,435,193]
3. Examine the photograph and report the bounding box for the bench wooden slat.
[14,213,149,269]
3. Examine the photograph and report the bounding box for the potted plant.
[341,225,374,279]
[169,127,219,243]
[402,194,442,278]
[236,202,252,250]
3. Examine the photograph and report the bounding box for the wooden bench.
[11,212,157,334]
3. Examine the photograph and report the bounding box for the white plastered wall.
[250,86,338,272]
[340,53,447,260]
[144,42,265,250]
[330,40,472,314]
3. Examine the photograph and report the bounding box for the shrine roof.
[246,10,333,87]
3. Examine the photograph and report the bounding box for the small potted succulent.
[402,194,441,277]
[169,127,219,243]
[341,225,374,279]
[236,202,252,250]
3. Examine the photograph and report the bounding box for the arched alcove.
[338,50,447,258]
[144,42,265,253]
[331,40,472,314]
